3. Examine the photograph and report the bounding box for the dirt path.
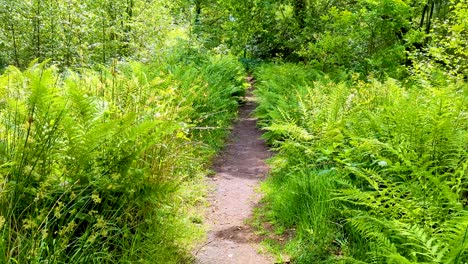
[194,77,273,264]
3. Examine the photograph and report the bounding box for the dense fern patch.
[0,52,245,263]
[254,64,468,263]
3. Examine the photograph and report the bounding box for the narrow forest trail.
[194,77,273,264]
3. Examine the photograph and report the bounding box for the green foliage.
[186,0,413,72]
[410,0,468,82]
[0,52,245,263]
[0,0,175,69]
[189,0,464,82]
[298,0,411,77]
[254,63,468,263]
[1,0,466,262]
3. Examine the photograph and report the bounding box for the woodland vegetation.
[0,0,467,263]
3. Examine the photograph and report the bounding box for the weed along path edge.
[194,77,273,264]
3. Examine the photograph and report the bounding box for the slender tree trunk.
[34,0,41,60]
[102,18,107,64]
[50,2,56,63]
[194,0,202,26]
[293,0,307,28]
[66,1,73,67]
[121,0,134,57]
[426,2,435,34]
[420,4,428,28]
[10,24,20,67]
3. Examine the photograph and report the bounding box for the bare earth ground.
[194,78,273,264]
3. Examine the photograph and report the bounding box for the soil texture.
[194,77,273,264]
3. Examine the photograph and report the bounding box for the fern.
[253,63,468,263]
[1,52,245,262]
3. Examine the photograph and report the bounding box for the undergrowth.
[0,51,245,263]
[254,63,468,263]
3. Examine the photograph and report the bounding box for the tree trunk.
[194,0,202,26]
[293,0,307,28]
[10,24,20,67]
[34,0,42,60]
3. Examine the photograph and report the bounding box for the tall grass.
[254,64,468,263]
[0,52,245,263]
